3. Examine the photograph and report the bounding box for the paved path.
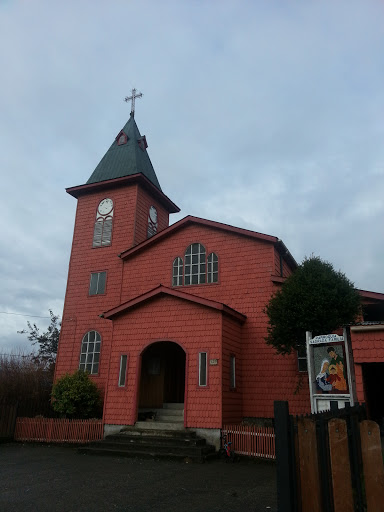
[0,443,277,512]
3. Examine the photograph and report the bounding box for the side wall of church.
[103,296,222,428]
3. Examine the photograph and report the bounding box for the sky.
[1,0,384,353]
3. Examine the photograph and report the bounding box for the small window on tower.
[147,206,158,238]
[89,271,106,295]
[116,131,128,146]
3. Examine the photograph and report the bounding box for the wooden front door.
[139,342,185,408]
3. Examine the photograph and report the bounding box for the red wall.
[120,223,310,418]
[55,182,170,394]
[103,296,223,428]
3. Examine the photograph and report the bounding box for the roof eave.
[102,285,247,324]
[66,173,180,213]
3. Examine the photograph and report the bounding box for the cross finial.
[124,88,143,117]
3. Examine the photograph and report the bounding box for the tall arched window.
[79,331,101,374]
[207,253,219,283]
[172,257,183,286]
[185,243,206,285]
[147,206,158,238]
[93,198,114,247]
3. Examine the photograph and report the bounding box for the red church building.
[55,107,384,444]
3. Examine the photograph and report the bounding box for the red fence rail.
[14,417,104,444]
[222,424,276,460]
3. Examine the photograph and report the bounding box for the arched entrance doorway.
[139,341,186,409]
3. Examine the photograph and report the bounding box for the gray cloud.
[1,0,384,351]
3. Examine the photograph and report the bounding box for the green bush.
[51,370,103,419]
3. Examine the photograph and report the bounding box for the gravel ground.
[0,443,277,512]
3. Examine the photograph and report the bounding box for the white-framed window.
[93,198,114,247]
[89,271,106,295]
[230,355,236,389]
[118,355,128,387]
[172,257,183,286]
[297,346,308,372]
[199,352,207,387]
[207,253,219,283]
[147,206,158,238]
[185,243,206,285]
[79,331,101,374]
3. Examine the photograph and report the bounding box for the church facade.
[55,110,384,440]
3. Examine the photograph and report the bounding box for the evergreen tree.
[265,256,361,354]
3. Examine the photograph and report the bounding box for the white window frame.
[118,355,128,387]
[199,352,207,387]
[297,346,308,372]
[79,331,101,374]
[207,253,219,283]
[89,271,107,295]
[185,243,206,285]
[172,257,183,286]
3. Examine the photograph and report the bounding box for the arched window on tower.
[172,257,183,286]
[79,330,101,374]
[184,243,206,285]
[207,253,219,283]
[93,198,114,247]
[147,206,158,238]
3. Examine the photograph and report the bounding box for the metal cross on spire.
[124,88,143,116]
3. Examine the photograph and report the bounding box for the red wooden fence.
[222,424,276,459]
[14,417,103,444]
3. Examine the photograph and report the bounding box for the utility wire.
[0,312,51,319]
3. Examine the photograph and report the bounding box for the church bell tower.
[55,93,179,385]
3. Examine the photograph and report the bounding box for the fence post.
[274,401,295,512]
[328,418,354,512]
[360,420,384,512]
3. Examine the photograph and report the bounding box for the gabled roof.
[119,215,297,267]
[86,113,161,190]
[101,284,247,323]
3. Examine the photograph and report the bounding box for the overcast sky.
[1,1,383,353]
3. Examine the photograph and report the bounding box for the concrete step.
[163,403,184,410]
[119,427,193,438]
[104,434,206,447]
[134,421,184,431]
[154,408,184,416]
[79,427,216,463]
[155,415,184,423]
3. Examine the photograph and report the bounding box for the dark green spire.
[86,114,162,190]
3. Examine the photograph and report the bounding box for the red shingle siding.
[56,183,144,392]
[351,329,384,363]
[134,187,169,246]
[103,296,222,428]
[119,223,310,418]
[57,184,312,425]
[221,315,242,424]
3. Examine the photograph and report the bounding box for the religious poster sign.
[313,343,348,394]
[306,328,355,413]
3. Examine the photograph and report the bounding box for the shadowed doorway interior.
[139,341,185,409]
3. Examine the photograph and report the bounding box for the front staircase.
[78,403,216,462]
[136,402,185,430]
